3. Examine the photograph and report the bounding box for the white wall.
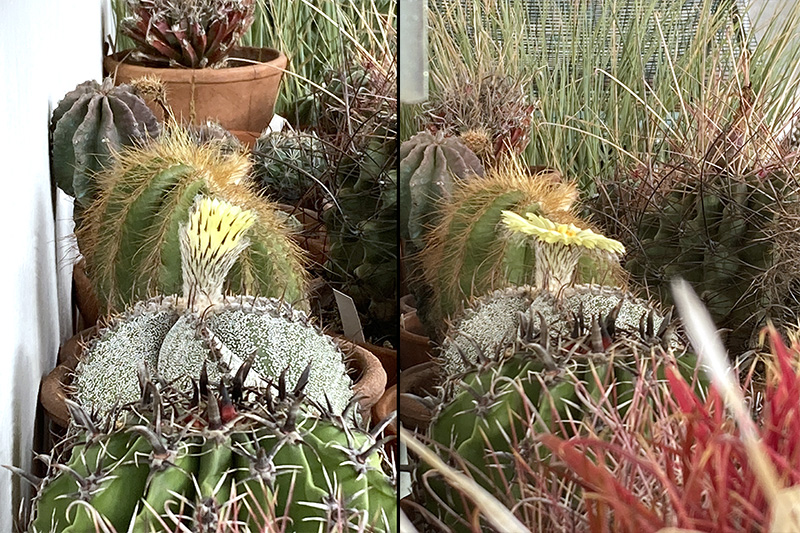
[0,0,102,528]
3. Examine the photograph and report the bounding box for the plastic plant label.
[333,289,366,343]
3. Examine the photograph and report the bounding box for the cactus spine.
[76,126,306,314]
[30,368,395,532]
[50,78,160,208]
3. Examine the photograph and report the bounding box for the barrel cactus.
[76,125,306,314]
[28,365,395,532]
[399,130,484,254]
[418,158,623,339]
[413,280,698,530]
[50,77,160,209]
[120,0,256,68]
[251,128,328,204]
[74,196,351,419]
[439,283,678,378]
[185,119,243,152]
[596,84,800,353]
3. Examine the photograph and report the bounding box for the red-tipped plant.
[538,322,800,533]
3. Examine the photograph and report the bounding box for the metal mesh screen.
[431,0,754,79]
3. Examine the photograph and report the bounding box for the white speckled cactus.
[74,196,354,419]
[440,284,676,377]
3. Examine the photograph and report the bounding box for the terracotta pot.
[73,258,100,328]
[104,47,287,143]
[40,328,385,428]
[40,327,98,427]
[372,385,397,434]
[399,293,416,315]
[333,338,387,415]
[397,361,441,432]
[399,294,434,370]
[358,340,397,388]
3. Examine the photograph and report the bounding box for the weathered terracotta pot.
[372,384,397,434]
[399,294,434,370]
[73,258,99,328]
[41,328,387,428]
[397,361,440,432]
[104,47,287,144]
[39,327,98,428]
[331,333,397,388]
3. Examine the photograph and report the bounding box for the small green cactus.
[251,128,328,204]
[596,82,800,353]
[75,196,351,418]
[29,367,395,532]
[50,78,160,209]
[324,135,398,340]
[76,125,306,314]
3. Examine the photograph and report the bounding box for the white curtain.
[0,0,103,528]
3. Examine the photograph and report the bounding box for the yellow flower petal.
[501,210,625,254]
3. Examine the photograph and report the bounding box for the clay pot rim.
[104,47,288,84]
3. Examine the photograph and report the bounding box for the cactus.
[251,128,328,204]
[324,134,398,341]
[596,84,800,353]
[74,196,350,418]
[418,157,622,339]
[50,78,160,209]
[399,131,484,254]
[120,0,256,68]
[438,283,678,377]
[76,125,306,314]
[424,69,535,163]
[29,366,396,532]
[185,119,243,152]
[417,284,696,530]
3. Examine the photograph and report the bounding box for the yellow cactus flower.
[501,211,625,254]
[186,197,257,258]
[181,196,257,311]
[501,210,624,294]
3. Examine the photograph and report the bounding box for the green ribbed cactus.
[399,131,484,253]
[75,197,350,418]
[597,83,800,353]
[418,285,696,530]
[76,126,306,314]
[620,170,787,352]
[251,128,328,203]
[324,135,398,339]
[29,368,395,532]
[419,158,623,339]
[50,78,160,208]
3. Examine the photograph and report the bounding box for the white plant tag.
[333,289,366,343]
